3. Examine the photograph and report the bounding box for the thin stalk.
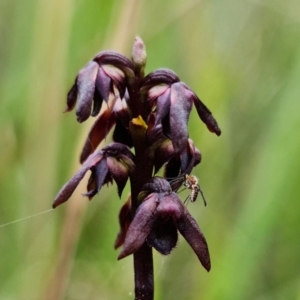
[129,69,155,299]
[133,243,154,300]
[130,151,154,299]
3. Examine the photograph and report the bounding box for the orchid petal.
[193,95,221,136]
[115,196,132,249]
[106,156,129,197]
[177,207,211,271]
[118,194,159,260]
[84,158,109,198]
[76,61,99,123]
[65,81,78,112]
[155,88,171,126]
[80,110,116,163]
[96,67,111,103]
[53,151,103,208]
[147,219,178,255]
[169,82,193,153]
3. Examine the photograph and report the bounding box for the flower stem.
[130,151,155,299]
[129,52,155,299]
[133,243,154,300]
[130,127,155,299]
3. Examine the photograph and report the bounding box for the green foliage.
[1,0,300,299]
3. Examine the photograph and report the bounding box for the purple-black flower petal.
[180,139,197,175]
[141,177,172,194]
[169,82,193,153]
[106,156,129,197]
[103,142,135,161]
[164,156,181,180]
[117,154,135,171]
[113,97,130,125]
[154,140,174,174]
[102,65,125,83]
[177,207,211,271]
[161,114,171,138]
[147,85,169,101]
[76,61,99,123]
[93,51,135,81]
[65,81,78,112]
[96,67,111,103]
[156,193,183,220]
[118,193,159,260]
[115,196,132,249]
[113,118,133,148]
[113,81,126,100]
[194,147,202,166]
[84,158,109,198]
[147,193,182,254]
[145,114,165,146]
[141,69,180,92]
[190,91,221,136]
[155,88,171,126]
[91,88,103,117]
[52,151,103,208]
[137,177,169,204]
[179,144,191,174]
[80,110,117,163]
[102,65,126,99]
[147,218,178,255]
[184,139,202,174]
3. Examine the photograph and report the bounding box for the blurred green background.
[1,0,300,299]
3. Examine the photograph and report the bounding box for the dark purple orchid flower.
[53,143,135,208]
[118,177,211,271]
[64,52,135,163]
[142,70,221,155]
[65,52,135,123]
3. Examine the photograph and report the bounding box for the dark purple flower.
[118,177,211,271]
[65,52,135,123]
[53,143,135,208]
[142,71,221,154]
